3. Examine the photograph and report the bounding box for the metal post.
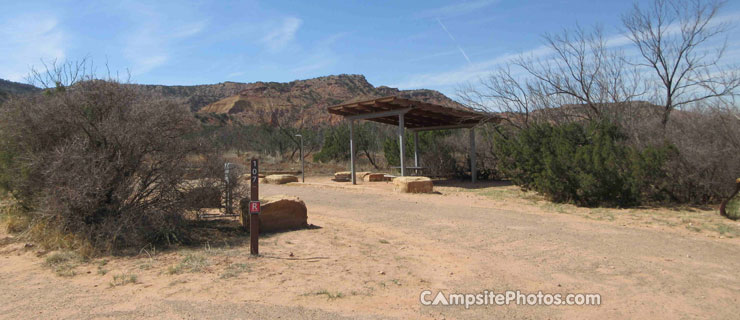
[399,114,405,177]
[413,131,419,174]
[349,120,356,184]
[296,134,304,183]
[224,163,232,215]
[470,127,476,183]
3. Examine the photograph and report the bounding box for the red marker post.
[249,159,260,255]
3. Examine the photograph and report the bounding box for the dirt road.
[1,178,739,319]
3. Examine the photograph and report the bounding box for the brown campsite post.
[250,159,260,255]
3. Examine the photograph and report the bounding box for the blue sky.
[2,0,739,97]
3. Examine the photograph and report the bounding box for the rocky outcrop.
[196,74,466,127]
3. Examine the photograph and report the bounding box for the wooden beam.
[345,107,412,120]
[409,123,477,131]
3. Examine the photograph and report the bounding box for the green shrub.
[314,123,381,167]
[725,192,740,220]
[314,125,352,163]
[495,121,674,207]
[382,130,461,177]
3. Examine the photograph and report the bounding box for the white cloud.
[415,0,500,19]
[261,17,302,52]
[392,45,551,89]
[394,9,740,92]
[116,1,208,76]
[406,49,460,63]
[290,32,345,76]
[227,71,246,78]
[0,14,66,81]
[436,18,472,65]
[123,17,208,75]
[291,55,335,75]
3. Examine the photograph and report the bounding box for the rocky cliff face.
[127,81,254,112]
[196,74,465,126]
[2,75,465,127]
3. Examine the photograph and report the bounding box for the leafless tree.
[26,58,94,89]
[459,26,644,128]
[520,27,644,120]
[458,66,547,129]
[257,99,320,161]
[622,0,740,125]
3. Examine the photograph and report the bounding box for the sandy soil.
[1,176,739,319]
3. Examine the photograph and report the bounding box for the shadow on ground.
[182,218,321,249]
[433,179,513,190]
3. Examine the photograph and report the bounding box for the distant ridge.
[1,75,465,128]
[196,74,464,126]
[0,79,40,103]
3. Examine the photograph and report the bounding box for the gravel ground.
[1,177,738,319]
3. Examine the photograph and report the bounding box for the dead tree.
[622,0,740,126]
[459,26,643,128]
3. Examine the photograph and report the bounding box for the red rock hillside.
[196,74,465,127]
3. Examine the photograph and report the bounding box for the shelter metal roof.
[327,96,494,131]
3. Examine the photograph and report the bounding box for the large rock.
[334,171,351,182]
[363,173,387,182]
[264,174,298,184]
[240,195,308,232]
[393,176,434,193]
[356,171,371,180]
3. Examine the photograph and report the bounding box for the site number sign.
[250,159,259,201]
[250,159,259,255]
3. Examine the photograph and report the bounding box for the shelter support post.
[350,120,356,185]
[470,127,476,183]
[413,131,419,168]
[399,114,405,177]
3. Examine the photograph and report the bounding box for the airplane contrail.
[436,18,472,65]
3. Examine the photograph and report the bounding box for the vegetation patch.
[44,251,84,277]
[168,252,210,274]
[304,289,345,300]
[725,196,740,220]
[494,121,674,207]
[110,273,138,287]
[220,263,250,279]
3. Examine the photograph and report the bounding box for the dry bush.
[628,102,740,203]
[0,79,206,253]
[180,151,249,217]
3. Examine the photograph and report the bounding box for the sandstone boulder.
[334,171,351,182]
[264,174,298,184]
[356,171,371,180]
[393,176,433,193]
[363,173,387,182]
[240,195,308,232]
